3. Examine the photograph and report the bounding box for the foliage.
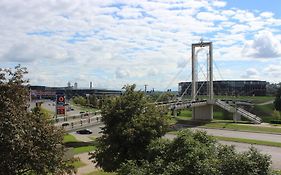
[0,65,75,175]
[272,110,281,120]
[72,96,87,106]
[119,129,272,175]
[157,92,175,102]
[270,120,281,124]
[90,84,169,171]
[89,94,98,107]
[274,87,281,112]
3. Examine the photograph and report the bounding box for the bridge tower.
[191,40,214,120]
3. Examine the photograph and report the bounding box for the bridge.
[162,40,261,124]
[57,41,261,133]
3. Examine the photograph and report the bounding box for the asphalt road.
[73,125,281,170]
[191,128,281,143]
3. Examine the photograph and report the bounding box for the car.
[76,129,92,134]
[61,123,70,127]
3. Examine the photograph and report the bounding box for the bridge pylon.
[191,40,214,121]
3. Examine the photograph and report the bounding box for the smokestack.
[90,82,93,89]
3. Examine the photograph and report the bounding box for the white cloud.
[197,12,227,21]
[241,68,259,79]
[115,68,130,79]
[242,31,281,58]
[212,1,227,7]
[260,12,274,18]
[0,0,281,89]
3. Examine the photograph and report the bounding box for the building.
[30,85,122,100]
[178,80,267,97]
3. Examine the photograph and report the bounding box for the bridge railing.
[52,110,101,123]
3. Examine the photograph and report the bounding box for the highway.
[70,125,281,170]
[35,101,281,170]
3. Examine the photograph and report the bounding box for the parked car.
[61,123,70,127]
[76,129,92,134]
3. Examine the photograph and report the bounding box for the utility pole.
[144,84,148,93]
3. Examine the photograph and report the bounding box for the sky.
[0,0,281,91]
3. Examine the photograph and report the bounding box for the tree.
[274,86,281,113]
[119,129,272,175]
[72,96,87,106]
[0,65,74,175]
[90,84,168,171]
[89,94,98,107]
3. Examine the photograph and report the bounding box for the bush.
[270,120,281,124]
[119,129,272,175]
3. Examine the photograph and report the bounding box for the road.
[191,127,281,143]
[71,125,281,170]
[165,133,281,170]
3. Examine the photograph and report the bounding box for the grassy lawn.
[214,95,275,104]
[84,171,117,175]
[201,122,281,134]
[215,136,281,148]
[70,100,98,113]
[168,131,281,148]
[73,160,87,168]
[63,134,78,143]
[73,146,96,154]
[64,134,96,154]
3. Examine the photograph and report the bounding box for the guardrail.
[215,99,261,124]
[59,115,102,132]
[52,110,101,122]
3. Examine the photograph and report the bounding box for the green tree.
[89,94,98,107]
[119,129,271,175]
[274,87,281,114]
[0,65,75,175]
[158,92,175,102]
[90,84,168,171]
[72,96,87,106]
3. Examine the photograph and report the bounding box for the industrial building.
[30,85,122,100]
[178,80,267,97]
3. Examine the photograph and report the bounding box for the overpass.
[161,40,261,124]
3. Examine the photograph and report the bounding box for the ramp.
[215,99,261,124]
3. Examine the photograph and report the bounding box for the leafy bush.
[119,129,272,175]
[270,120,281,124]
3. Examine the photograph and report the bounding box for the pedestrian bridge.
[157,99,261,124]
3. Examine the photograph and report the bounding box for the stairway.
[215,99,261,124]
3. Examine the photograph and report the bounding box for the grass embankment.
[70,100,99,113]
[73,160,87,168]
[215,136,281,148]
[202,122,281,134]
[168,131,281,148]
[84,171,117,175]
[63,134,96,154]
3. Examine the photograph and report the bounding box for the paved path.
[74,152,97,175]
[257,100,274,106]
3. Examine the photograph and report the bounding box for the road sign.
[56,94,66,115]
[56,106,65,115]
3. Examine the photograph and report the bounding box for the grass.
[70,100,98,113]
[73,145,96,154]
[84,171,117,175]
[252,103,276,122]
[64,134,96,154]
[215,136,281,148]
[73,160,87,168]
[201,122,281,134]
[63,134,78,143]
[168,131,281,148]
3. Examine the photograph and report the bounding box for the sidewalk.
[74,152,98,175]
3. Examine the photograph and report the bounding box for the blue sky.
[0,0,281,91]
